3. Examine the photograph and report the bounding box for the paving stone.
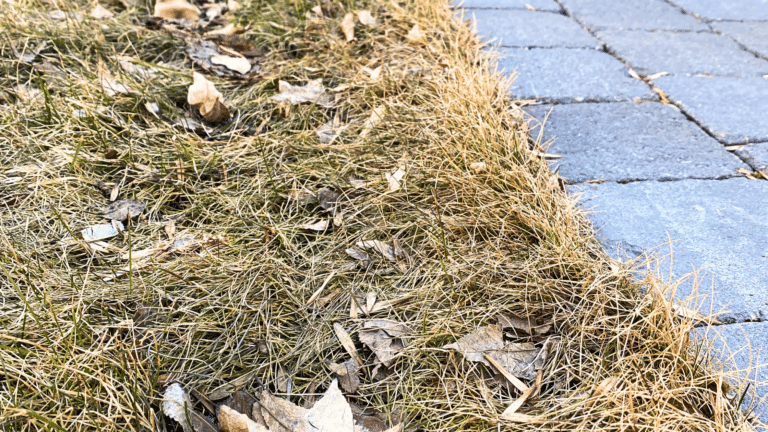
[712,21,768,60]
[454,0,561,10]
[668,0,768,21]
[558,0,707,31]
[653,76,768,145]
[498,48,657,103]
[466,9,600,48]
[572,178,768,323]
[524,102,747,184]
[597,29,768,78]
[736,144,768,173]
[694,322,768,423]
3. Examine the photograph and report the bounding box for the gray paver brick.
[597,29,768,78]
[466,9,599,48]
[695,322,768,423]
[712,21,768,60]
[572,178,768,323]
[668,0,768,21]
[498,48,657,103]
[454,0,560,11]
[524,102,747,183]
[736,144,768,173]
[653,76,768,145]
[558,0,707,31]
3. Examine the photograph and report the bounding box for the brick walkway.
[457,0,768,424]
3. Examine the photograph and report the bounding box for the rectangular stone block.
[598,29,768,78]
[712,21,768,60]
[653,76,768,145]
[525,102,747,183]
[668,0,768,21]
[454,0,561,10]
[559,0,708,31]
[465,9,600,48]
[573,178,768,323]
[498,48,657,103]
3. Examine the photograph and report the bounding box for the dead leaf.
[97,61,133,96]
[498,314,536,337]
[118,57,159,82]
[359,319,410,368]
[499,412,545,424]
[211,55,251,74]
[316,121,348,144]
[188,72,231,122]
[333,323,363,366]
[365,292,376,314]
[89,1,113,19]
[316,188,340,211]
[341,13,356,42]
[287,188,316,206]
[276,363,291,393]
[258,379,361,432]
[301,220,328,231]
[81,221,124,242]
[145,101,160,116]
[484,354,528,392]
[154,0,199,21]
[360,106,385,138]
[104,199,146,221]
[357,10,375,26]
[362,66,382,80]
[205,23,243,36]
[406,24,425,44]
[333,212,344,227]
[355,240,396,261]
[385,167,406,192]
[346,248,370,261]
[444,325,540,381]
[162,383,218,432]
[219,405,268,432]
[392,239,410,272]
[272,80,334,108]
[328,358,361,393]
[225,391,258,420]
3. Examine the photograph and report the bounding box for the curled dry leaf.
[328,358,361,393]
[360,106,385,138]
[272,79,334,108]
[359,319,410,368]
[444,324,540,380]
[154,0,199,21]
[406,24,425,44]
[341,13,356,42]
[188,72,231,122]
[81,221,124,242]
[162,383,218,432]
[219,405,268,432]
[357,10,376,26]
[104,199,146,221]
[346,248,370,261]
[211,55,252,75]
[301,220,328,231]
[356,240,396,261]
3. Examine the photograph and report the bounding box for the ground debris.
[444,324,539,381]
[103,199,146,221]
[359,319,410,372]
[188,72,231,122]
[272,80,334,108]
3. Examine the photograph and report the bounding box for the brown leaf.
[333,323,363,366]
[154,0,200,20]
[316,188,340,211]
[357,10,376,26]
[272,80,333,108]
[104,199,146,221]
[498,313,536,337]
[162,383,219,432]
[188,72,231,122]
[341,13,356,42]
[359,319,410,367]
[219,405,267,432]
[225,391,258,421]
[328,358,361,393]
[257,379,359,432]
[444,325,539,380]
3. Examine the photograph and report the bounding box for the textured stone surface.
[653,76,768,145]
[466,9,599,48]
[454,0,561,10]
[525,102,747,183]
[695,322,768,424]
[572,178,768,323]
[668,0,768,21]
[498,48,657,103]
[598,29,768,78]
[559,0,707,31]
[736,144,768,173]
[712,21,768,59]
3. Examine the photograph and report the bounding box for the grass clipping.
[0,0,756,430]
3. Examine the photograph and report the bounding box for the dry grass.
[0,0,759,430]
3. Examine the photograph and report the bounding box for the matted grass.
[0,0,759,430]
